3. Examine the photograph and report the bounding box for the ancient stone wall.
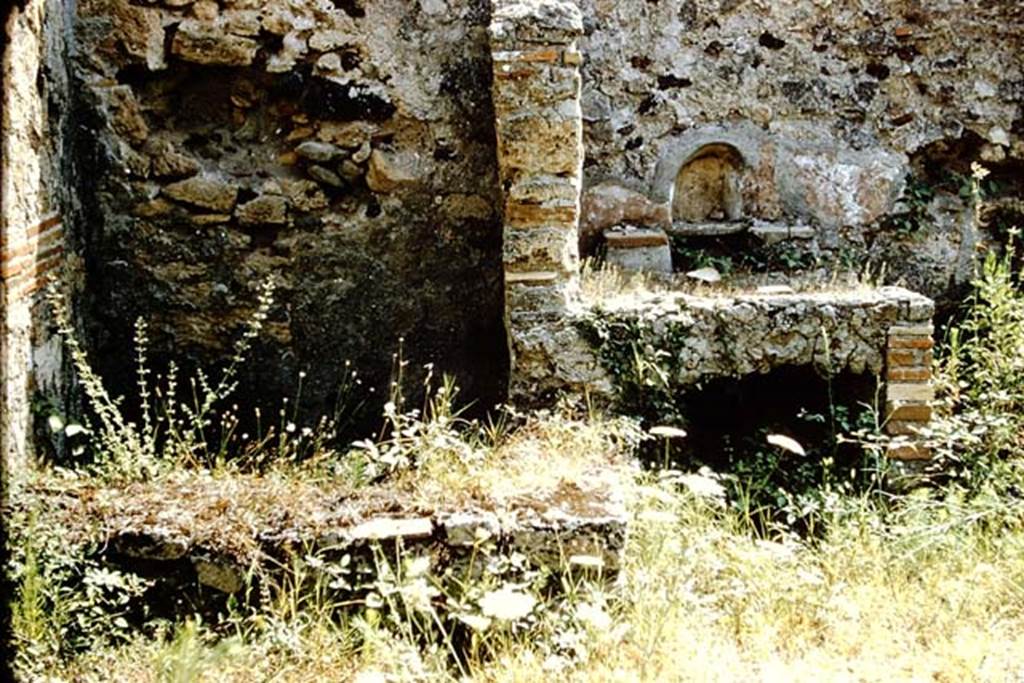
[72,0,507,421]
[578,0,1023,302]
[490,0,611,402]
[4,0,1015,445]
[1,0,76,469]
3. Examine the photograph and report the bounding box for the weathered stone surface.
[365,149,420,193]
[171,19,259,66]
[490,0,583,46]
[440,511,501,546]
[886,382,935,403]
[749,222,816,245]
[192,555,244,594]
[236,195,288,226]
[604,228,672,274]
[307,165,344,188]
[350,517,434,541]
[505,226,578,274]
[163,176,238,212]
[498,117,581,176]
[317,121,375,149]
[295,141,343,163]
[508,318,614,403]
[580,182,670,255]
[580,287,935,386]
[112,529,189,560]
[99,86,149,145]
[579,0,1022,303]
[55,0,1020,446]
[148,140,201,179]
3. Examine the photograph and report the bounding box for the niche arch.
[671,143,745,223]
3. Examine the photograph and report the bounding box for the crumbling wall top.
[490,0,583,46]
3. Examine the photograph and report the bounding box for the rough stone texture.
[604,227,673,274]
[58,462,632,601]
[73,0,508,423]
[3,0,1018,462]
[1,0,77,470]
[580,181,670,254]
[580,286,934,386]
[491,0,590,403]
[577,0,1023,302]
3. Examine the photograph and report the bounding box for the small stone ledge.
[577,285,933,383]
[48,463,631,604]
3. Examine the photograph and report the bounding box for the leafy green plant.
[7,505,151,677]
[888,174,935,236]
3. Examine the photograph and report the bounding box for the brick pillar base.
[884,323,934,460]
[490,0,587,402]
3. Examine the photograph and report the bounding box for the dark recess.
[657,74,692,89]
[758,31,787,50]
[865,62,890,80]
[331,0,366,18]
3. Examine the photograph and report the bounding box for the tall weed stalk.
[46,278,276,479]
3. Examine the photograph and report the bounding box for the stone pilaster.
[884,322,935,460]
[490,0,597,402]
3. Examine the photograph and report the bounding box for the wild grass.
[10,164,1024,681]
[36,466,1024,682]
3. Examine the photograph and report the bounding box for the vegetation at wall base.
[6,182,1024,679]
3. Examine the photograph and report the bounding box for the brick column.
[884,323,935,460]
[489,0,585,401]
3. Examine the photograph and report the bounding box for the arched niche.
[672,143,745,223]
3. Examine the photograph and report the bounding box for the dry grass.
[9,411,636,573]
[578,258,887,308]
[476,484,1024,683]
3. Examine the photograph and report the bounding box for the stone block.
[101,86,149,145]
[171,19,259,66]
[887,382,935,402]
[887,348,932,368]
[366,150,420,193]
[505,226,578,273]
[505,271,564,285]
[888,336,934,350]
[886,403,933,422]
[606,241,673,274]
[118,4,168,71]
[163,176,238,212]
[350,517,434,541]
[507,175,579,205]
[236,195,288,226]
[497,117,581,176]
[505,201,578,228]
[492,47,562,64]
[749,222,816,245]
[150,146,200,179]
[295,140,343,163]
[492,63,579,111]
[604,227,669,248]
[886,420,924,436]
[489,0,583,47]
[192,555,244,593]
[888,324,934,337]
[505,279,572,316]
[580,182,670,254]
[887,367,930,382]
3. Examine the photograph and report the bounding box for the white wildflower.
[478,585,537,621]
